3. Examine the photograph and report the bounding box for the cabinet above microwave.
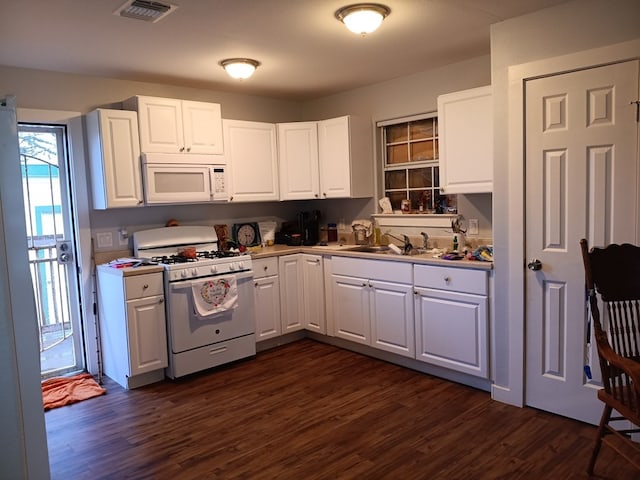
[123,96,223,155]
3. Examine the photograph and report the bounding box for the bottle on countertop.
[453,235,459,251]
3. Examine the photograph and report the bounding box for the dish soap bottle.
[452,235,459,252]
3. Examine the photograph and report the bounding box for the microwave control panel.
[212,167,228,200]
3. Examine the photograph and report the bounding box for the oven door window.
[144,164,212,204]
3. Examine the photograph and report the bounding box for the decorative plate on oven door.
[232,222,261,247]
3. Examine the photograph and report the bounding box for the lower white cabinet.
[253,257,281,341]
[279,253,326,334]
[413,265,489,378]
[97,267,168,389]
[331,257,414,358]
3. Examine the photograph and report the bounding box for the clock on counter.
[232,222,261,247]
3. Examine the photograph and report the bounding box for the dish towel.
[192,275,238,318]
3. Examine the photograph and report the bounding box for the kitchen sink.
[347,245,437,257]
[347,245,392,253]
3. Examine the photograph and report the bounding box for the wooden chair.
[579,239,640,475]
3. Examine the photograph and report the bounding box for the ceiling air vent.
[114,0,178,23]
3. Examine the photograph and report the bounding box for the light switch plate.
[468,219,479,235]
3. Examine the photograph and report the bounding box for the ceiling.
[1,0,574,101]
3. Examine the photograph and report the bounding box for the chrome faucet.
[386,233,413,254]
[420,232,429,249]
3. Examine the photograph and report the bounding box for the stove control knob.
[238,261,245,270]
[192,268,198,277]
[210,265,217,274]
[229,263,236,271]
[181,270,187,278]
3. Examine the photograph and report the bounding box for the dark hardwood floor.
[45,339,637,479]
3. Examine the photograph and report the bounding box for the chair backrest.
[580,239,640,396]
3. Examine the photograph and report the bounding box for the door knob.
[527,259,542,271]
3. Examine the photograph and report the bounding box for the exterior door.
[19,123,85,378]
[524,60,639,424]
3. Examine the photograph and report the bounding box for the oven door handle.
[169,270,254,290]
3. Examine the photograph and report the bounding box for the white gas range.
[133,226,256,378]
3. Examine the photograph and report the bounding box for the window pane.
[385,170,406,190]
[386,124,407,143]
[410,119,433,140]
[434,166,440,188]
[408,167,431,188]
[387,191,406,211]
[410,140,435,162]
[387,144,408,165]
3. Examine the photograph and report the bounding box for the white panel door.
[254,275,281,341]
[525,60,639,424]
[126,295,168,376]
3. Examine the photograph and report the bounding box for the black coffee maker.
[298,210,321,246]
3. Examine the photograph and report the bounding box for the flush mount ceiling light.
[219,58,260,80]
[335,3,391,35]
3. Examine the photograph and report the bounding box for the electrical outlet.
[468,219,479,235]
[96,232,113,248]
[118,228,129,246]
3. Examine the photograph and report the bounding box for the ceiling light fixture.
[335,3,391,35]
[219,58,260,80]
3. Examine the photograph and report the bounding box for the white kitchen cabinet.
[279,254,304,333]
[253,257,281,341]
[413,264,489,378]
[301,254,325,334]
[86,108,143,209]
[331,257,414,357]
[223,119,279,202]
[97,267,168,389]
[278,253,326,335]
[437,85,493,194]
[124,95,223,155]
[278,122,320,200]
[277,116,373,200]
[318,115,373,199]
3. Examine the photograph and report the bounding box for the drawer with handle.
[413,264,487,295]
[125,273,164,299]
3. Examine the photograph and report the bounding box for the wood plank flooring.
[45,339,638,479]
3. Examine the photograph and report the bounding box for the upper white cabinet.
[124,96,223,155]
[86,108,143,209]
[318,115,373,199]
[223,119,279,202]
[278,115,373,200]
[437,85,493,194]
[278,122,320,200]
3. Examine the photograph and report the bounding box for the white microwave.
[142,153,228,204]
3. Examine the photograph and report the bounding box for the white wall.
[491,0,640,405]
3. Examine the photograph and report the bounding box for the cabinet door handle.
[186,147,191,152]
[159,298,164,304]
[443,276,451,284]
[179,146,185,152]
[143,284,149,289]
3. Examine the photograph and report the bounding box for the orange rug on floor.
[42,373,106,410]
